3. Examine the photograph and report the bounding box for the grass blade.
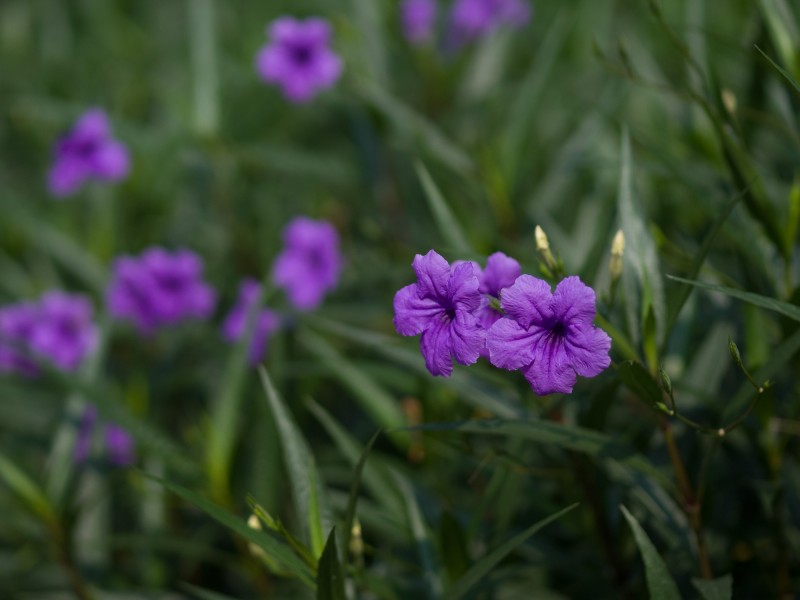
[444,503,579,600]
[415,161,473,256]
[258,367,331,560]
[692,574,733,600]
[317,528,346,600]
[620,505,681,600]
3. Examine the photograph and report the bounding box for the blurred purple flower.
[401,0,438,44]
[107,248,216,334]
[0,303,39,376]
[222,279,281,364]
[48,108,130,198]
[487,275,611,395]
[450,0,531,42]
[30,292,98,372]
[104,424,136,467]
[272,217,342,311]
[256,17,343,103]
[393,250,485,376]
[74,405,136,467]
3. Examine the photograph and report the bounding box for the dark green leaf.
[317,528,346,600]
[617,361,664,410]
[692,574,733,600]
[620,505,681,600]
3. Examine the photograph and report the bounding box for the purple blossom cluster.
[394,250,611,395]
[256,17,343,103]
[48,108,130,198]
[222,279,281,364]
[106,248,216,334]
[74,405,136,467]
[0,292,98,376]
[399,0,531,46]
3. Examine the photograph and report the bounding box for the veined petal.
[564,324,611,377]
[450,310,484,366]
[412,250,450,301]
[449,262,481,312]
[500,274,553,328]
[486,318,537,371]
[420,318,453,376]
[523,332,576,395]
[552,276,597,327]
[480,252,521,296]
[393,284,443,336]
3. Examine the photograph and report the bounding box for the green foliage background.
[0,0,799,598]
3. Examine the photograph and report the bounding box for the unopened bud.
[721,89,737,115]
[350,518,364,557]
[728,336,743,368]
[659,368,672,396]
[247,514,267,560]
[535,225,557,272]
[609,230,624,282]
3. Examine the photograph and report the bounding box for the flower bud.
[609,230,625,283]
[535,225,557,273]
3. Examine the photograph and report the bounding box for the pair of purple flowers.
[105,217,341,363]
[401,0,531,46]
[0,292,97,376]
[393,250,611,395]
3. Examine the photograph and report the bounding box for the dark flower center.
[549,320,567,340]
[444,307,456,321]
[289,43,314,66]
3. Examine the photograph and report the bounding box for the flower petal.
[522,332,577,395]
[552,276,597,327]
[450,310,484,366]
[486,318,537,371]
[564,324,611,377]
[480,252,521,296]
[393,284,443,336]
[500,274,553,328]
[449,262,481,312]
[412,250,451,301]
[420,317,453,376]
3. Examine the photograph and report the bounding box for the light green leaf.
[152,476,315,587]
[317,528,346,600]
[415,161,473,256]
[445,503,579,600]
[667,275,800,322]
[258,367,330,560]
[692,574,733,600]
[620,505,681,600]
[0,451,56,524]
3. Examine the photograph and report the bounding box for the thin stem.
[661,419,713,580]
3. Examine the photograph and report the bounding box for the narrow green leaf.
[415,161,473,256]
[667,275,800,323]
[438,511,470,584]
[342,429,382,565]
[317,528,346,600]
[414,419,668,487]
[756,0,800,75]
[297,328,407,444]
[445,503,579,600]
[0,451,56,524]
[618,129,666,351]
[151,476,316,587]
[620,505,681,600]
[755,45,800,95]
[617,361,664,410]
[692,574,733,600]
[258,367,330,560]
[345,0,388,87]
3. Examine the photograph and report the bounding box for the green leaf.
[755,45,800,95]
[444,503,579,600]
[151,475,315,587]
[317,528,346,600]
[0,451,56,524]
[617,361,664,411]
[415,161,473,256]
[258,367,331,560]
[756,0,800,75]
[692,574,733,600]
[297,328,407,446]
[438,511,470,584]
[342,428,381,566]
[618,129,666,354]
[667,275,800,323]
[182,583,243,600]
[620,505,681,600]
[414,419,669,487]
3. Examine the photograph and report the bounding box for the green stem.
[189,0,219,137]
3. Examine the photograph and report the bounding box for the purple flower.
[450,0,531,42]
[107,247,216,334]
[393,250,485,377]
[30,292,98,372]
[470,252,522,332]
[487,275,611,395]
[48,108,130,198]
[104,424,136,467]
[256,17,343,103]
[401,0,438,44]
[74,405,136,467]
[0,303,39,376]
[272,217,342,311]
[222,279,281,364]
